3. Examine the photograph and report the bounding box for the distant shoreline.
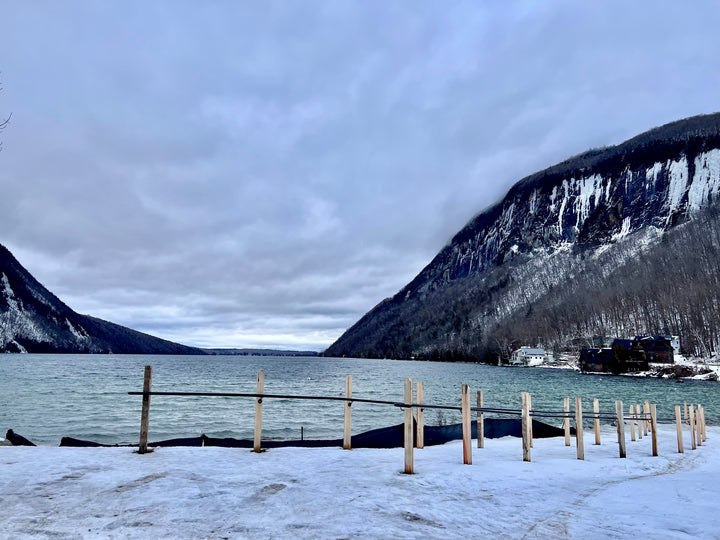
[202,348,319,357]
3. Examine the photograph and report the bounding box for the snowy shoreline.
[2,425,719,538]
[513,353,720,381]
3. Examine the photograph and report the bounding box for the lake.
[0,354,716,445]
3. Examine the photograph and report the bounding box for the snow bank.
[1,425,718,539]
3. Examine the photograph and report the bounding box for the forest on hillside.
[325,115,720,362]
[506,204,720,359]
[331,205,720,363]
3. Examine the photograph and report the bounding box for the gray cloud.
[1,1,719,350]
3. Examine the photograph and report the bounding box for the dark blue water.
[0,354,716,445]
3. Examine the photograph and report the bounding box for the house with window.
[632,336,675,363]
[509,347,547,366]
[578,335,675,375]
[612,339,649,372]
[579,348,613,373]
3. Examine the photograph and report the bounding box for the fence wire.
[129,391,670,422]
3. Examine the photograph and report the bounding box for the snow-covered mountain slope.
[0,244,205,354]
[325,113,720,360]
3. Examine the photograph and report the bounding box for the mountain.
[325,113,720,361]
[0,243,205,354]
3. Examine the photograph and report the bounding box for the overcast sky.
[1,2,719,351]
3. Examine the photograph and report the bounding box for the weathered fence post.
[689,404,697,450]
[644,401,650,436]
[701,405,707,442]
[343,375,352,450]
[138,365,153,454]
[629,404,637,442]
[253,371,264,453]
[637,403,643,439]
[684,401,688,425]
[575,397,584,460]
[522,392,531,462]
[697,405,702,441]
[462,384,472,465]
[675,405,684,453]
[416,381,424,449]
[477,390,484,449]
[697,405,703,442]
[650,404,658,456]
[528,392,533,448]
[404,378,414,474]
[563,397,571,447]
[616,400,626,458]
[593,398,601,445]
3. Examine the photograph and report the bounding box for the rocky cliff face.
[325,113,720,360]
[0,244,205,354]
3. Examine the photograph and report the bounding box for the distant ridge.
[325,113,720,361]
[203,348,319,356]
[0,243,206,354]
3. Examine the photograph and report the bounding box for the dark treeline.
[328,206,720,362]
[514,204,720,358]
[477,205,720,360]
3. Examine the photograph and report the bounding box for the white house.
[665,335,681,354]
[509,347,547,366]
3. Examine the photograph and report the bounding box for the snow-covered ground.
[531,353,720,380]
[614,355,720,381]
[1,424,718,539]
[671,355,720,380]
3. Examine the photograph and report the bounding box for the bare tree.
[0,73,10,152]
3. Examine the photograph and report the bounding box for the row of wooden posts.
[135,367,708,475]
[412,382,707,473]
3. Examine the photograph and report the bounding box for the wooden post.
[644,401,650,436]
[477,390,484,449]
[615,400,626,458]
[462,384,472,465]
[698,405,707,442]
[689,404,697,450]
[138,365,153,454]
[629,404,637,442]
[416,382,424,449]
[593,398,601,445]
[563,397,571,447]
[636,404,643,439]
[675,405,684,453]
[684,401,688,425]
[650,404,658,456]
[404,378,414,474]
[575,397,584,460]
[522,392,531,461]
[253,371,264,453]
[527,392,533,448]
[522,392,531,462]
[697,405,703,442]
[343,375,352,450]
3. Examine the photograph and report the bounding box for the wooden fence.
[130,366,708,474]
